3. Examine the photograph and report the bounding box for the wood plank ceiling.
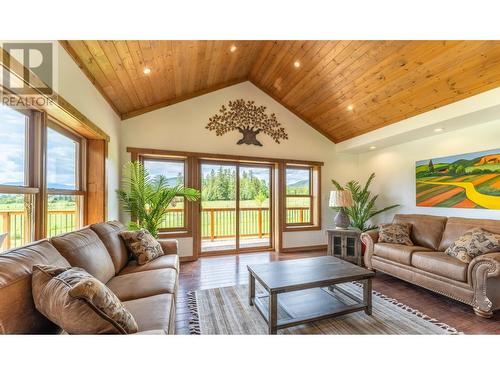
[60,40,500,143]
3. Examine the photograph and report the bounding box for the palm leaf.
[116,161,200,238]
[331,173,399,231]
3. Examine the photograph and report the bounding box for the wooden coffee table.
[247,256,374,334]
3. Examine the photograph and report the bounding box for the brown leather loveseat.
[361,214,500,317]
[0,220,179,334]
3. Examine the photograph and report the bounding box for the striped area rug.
[187,282,461,335]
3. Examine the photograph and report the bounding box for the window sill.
[282,225,321,232]
[158,230,192,238]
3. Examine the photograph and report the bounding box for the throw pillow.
[445,227,500,264]
[378,223,413,246]
[32,264,138,334]
[119,229,164,265]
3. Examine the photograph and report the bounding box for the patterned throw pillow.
[445,227,500,264]
[32,265,138,334]
[119,229,164,265]
[378,223,413,246]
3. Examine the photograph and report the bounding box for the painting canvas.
[416,148,500,209]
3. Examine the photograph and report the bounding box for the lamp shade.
[329,190,353,208]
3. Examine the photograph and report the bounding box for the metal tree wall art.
[206,99,288,146]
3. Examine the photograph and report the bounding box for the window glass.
[144,159,184,186]
[144,159,186,229]
[46,194,80,237]
[0,105,28,186]
[46,127,77,190]
[286,168,310,195]
[0,193,33,251]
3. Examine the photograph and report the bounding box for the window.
[45,123,84,237]
[284,164,321,230]
[143,157,188,232]
[0,105,34,250]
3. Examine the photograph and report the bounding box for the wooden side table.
[326,228,362,266]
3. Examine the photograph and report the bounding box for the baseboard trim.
[180,255,198,262]
[280,244,327,253]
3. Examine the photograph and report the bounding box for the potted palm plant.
[331,173,399,232]
[117,161,200,238]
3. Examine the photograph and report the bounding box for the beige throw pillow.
[32,265,138,334]
[120,229,164,265]
[445,227,500,264]
[378,223,413,246]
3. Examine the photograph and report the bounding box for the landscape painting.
[416,148,500,209]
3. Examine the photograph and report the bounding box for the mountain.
[288,179,309,188]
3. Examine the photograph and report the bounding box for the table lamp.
[329,190,353,229]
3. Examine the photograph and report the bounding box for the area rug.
[187,283,461,334]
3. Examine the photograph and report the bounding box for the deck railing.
[0,206,310,250]
[0,209,78,250]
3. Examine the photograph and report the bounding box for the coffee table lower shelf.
[251,285,372,334]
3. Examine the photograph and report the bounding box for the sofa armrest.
[360,230,379,270]
[158,239,178,255]
[468,252,500,316]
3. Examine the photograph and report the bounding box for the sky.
[0,104,77,189]
[0,105,27,186]
[415,148,500,166]
[144,159,184,182]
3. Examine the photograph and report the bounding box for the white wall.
[57,46,122,219]
[356,119,500,226]
[121,81,357,256]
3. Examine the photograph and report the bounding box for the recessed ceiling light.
[434,128,444,132]
[143,67,151,75]
[294,61,301,68]
[230,45,237,52]
[369,146,377,150]
[347,105,354,111]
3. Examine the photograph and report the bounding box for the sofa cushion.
[119,254,179,275]
[32,265,138,334]
[123,294,174,333]
[51,228,115,284]
[378,223,413,246]
[439,217,500,251]
[445,227,500,264]
[393,214,447,250]
[120,229,164,265]
[411,252,468,282]
[106,268,177,301]
[0,240,70,334]
[374,243,433,265]
[90,221,129,274]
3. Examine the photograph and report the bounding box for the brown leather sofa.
[0,220,179,334]
[361,214,500,317]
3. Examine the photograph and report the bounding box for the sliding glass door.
[239,165,271,249]
[200,161,272,253]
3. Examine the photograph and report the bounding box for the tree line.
[202,167,269,201]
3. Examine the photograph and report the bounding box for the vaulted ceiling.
[60,40,500,143]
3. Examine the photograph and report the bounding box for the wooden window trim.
[282,164,321,232]
[137,154,193,238]
[45,121,87,237]
[128,148,324,259]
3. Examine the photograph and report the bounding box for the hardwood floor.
[175,250,500,334]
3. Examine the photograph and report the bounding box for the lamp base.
[334,208,350,229]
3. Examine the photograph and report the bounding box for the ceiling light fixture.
[230,45,237,52]
[294,61,301,68]
[347,105,354,111]
[434,128,444,132]
[369,146,377,150]
[143,67,151,75]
